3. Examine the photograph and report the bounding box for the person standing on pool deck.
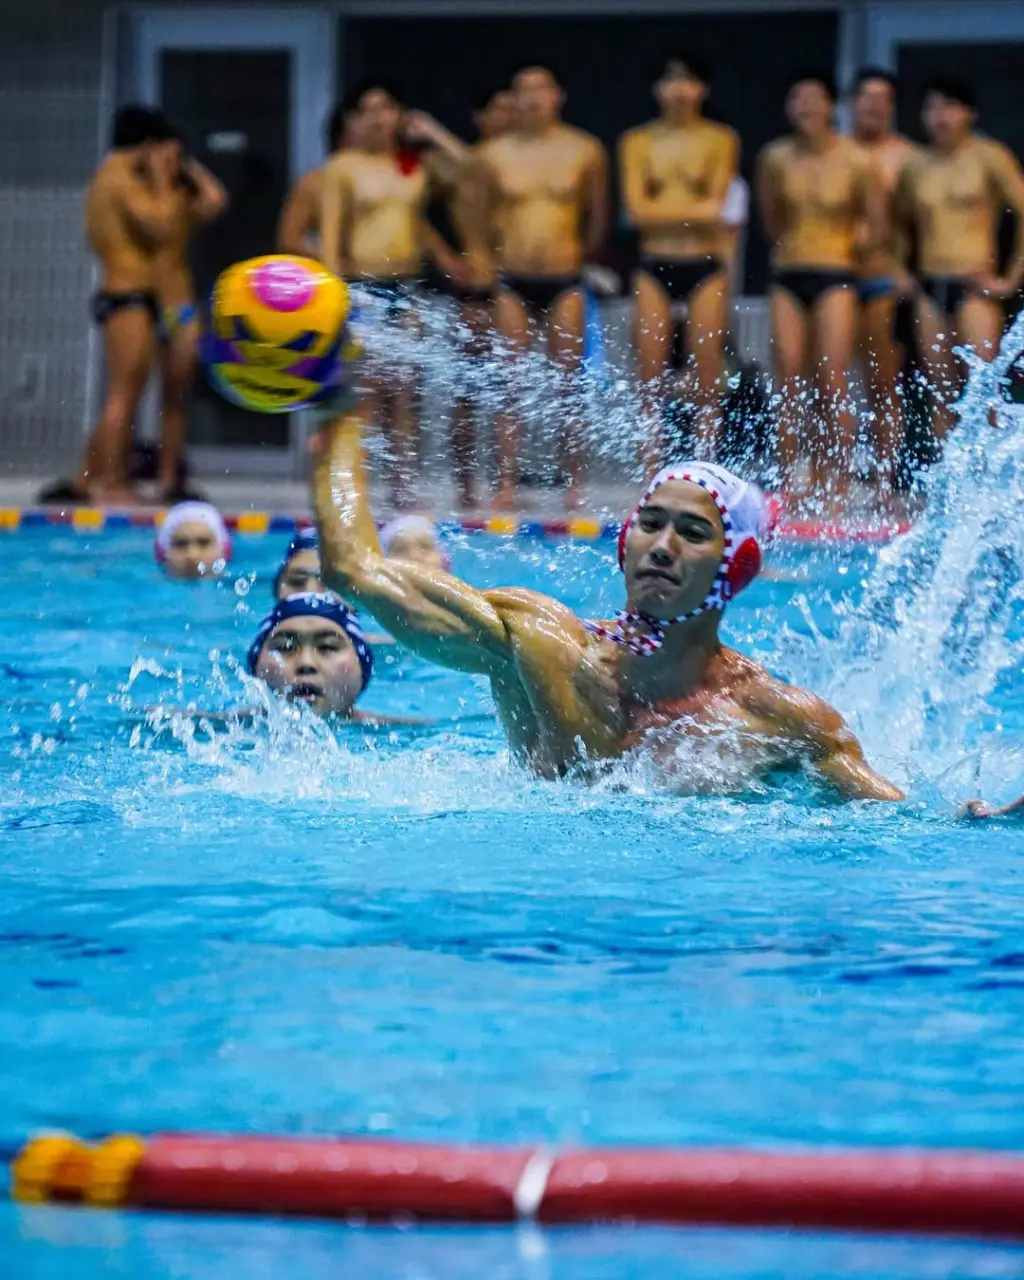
[319,82,467,508]
[850,68,917,492]
[757,72,881,504]
[892,76,1024,442]
[309,406,902,799]
[39,107,180,506]
[152,130,228,504]
[276,103,357,258]
[619,55,738,468]
[438,86,517,509]
[476,66,609,510]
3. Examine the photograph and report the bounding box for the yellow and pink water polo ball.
[203,255,358,414]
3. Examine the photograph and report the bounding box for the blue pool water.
[2,528,1024,1278]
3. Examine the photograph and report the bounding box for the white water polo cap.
[589,462,769,656]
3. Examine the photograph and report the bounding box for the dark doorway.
[340,10,839,294]
[161,48,292,448]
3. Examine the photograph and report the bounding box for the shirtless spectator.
[153,130,228,501]
[477,66,609,509]
[619,55,738,467]
[893,76,1024,441]
[40,106,180,505]
[850,68,917,491]
[276,104,355,258]
[438,86,516,508]
[757,72,881,504]
[319,82,466,507]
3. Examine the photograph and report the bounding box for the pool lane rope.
[11,1133,1024,1239]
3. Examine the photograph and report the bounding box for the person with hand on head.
[619,54,738,467]
[757,71,883,505]
[476,65,609,509]
[153,127,228,503]
[40,107,183,506]
[309,403,903,799]
[155,501,232,580]
[893,75,1024,441]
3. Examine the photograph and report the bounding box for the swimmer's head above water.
[380,515,449,572]
[248,592,373,717]
[589,462,768,656]
[274,528,324,599]
[156,502,231,579]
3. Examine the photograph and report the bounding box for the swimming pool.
[2,529,1024,1278]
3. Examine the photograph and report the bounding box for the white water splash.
[785,312,1024,790]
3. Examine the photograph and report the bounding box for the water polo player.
[312,409,903,799]
[273,528,325,600]
[156,501,231,579]
[274,522,446,601]
[248,593,374,720]
[379,515,449,572]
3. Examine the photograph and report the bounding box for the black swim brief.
[771,270,856,311]
[639,255,724,302]
[90,289,161,327]
[501,273,583,318]
[420,265,493,305]
[920,276,978,319]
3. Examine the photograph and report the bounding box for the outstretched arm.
[313,410,512,675]
[749,679,905,801]
[963,793,1024,820]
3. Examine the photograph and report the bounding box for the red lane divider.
[12,1133,1024,1239]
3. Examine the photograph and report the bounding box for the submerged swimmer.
[313,411,903,798]
[156,501,231,579]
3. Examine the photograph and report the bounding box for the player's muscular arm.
[746,678,905,801]
[314,410,513,675]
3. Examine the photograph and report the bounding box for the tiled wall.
[0,1,106,473]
